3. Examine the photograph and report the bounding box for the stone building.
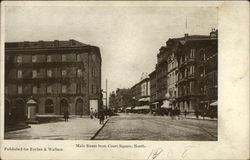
[175,31,218,113]
[5,39,102,123]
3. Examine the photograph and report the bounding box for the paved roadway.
[94,113,217,141]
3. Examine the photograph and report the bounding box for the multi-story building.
[115,88,133,109]
[149,70,157,109]
[109,91,117,110]
[155,47,168,107]
[176,31,218,113]
[5,39,102,123]
[131,76,150,107]
[166,39,179,109]
[201,29,218,117]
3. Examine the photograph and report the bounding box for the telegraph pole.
[106,79,108,110]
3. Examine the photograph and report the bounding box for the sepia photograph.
[3,4,219,141]
[1,1,249,160]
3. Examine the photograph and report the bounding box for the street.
[5,114,217,141]
[5,117,103,140]
[94,113,217,141]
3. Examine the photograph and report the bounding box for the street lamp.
[132,97,136,112]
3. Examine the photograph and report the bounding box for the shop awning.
[151,102,159,105]
[134,105,150,110]
[161,100,171,108]
[138,97,150,102]
[125,107,132,110]
[210,101,218,106]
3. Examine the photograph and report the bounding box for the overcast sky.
[5,6,218,95]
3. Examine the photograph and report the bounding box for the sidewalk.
[185,114,217,121]
[5,117,108,140]
[5,123,31,132]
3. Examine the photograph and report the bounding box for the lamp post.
[132,97,136,113]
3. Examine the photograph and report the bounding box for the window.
[47,69,52,77]
[17,56,22,63]
[76,84,81,94]
[47,86,52,94]
[77,54,81,62]
[62,85,67,93]
[47,55,52,62]
[32,86,38,94]
[62,69,67,77]
[77,69,82,77]
[18,85,22,94]
[32,55,37,62]
[32,70,37,78]
[62,55,66,62]
[17,70,22,78]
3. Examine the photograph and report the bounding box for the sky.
[5,6,218,96]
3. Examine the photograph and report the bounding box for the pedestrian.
[98,110,105,125]
[94,109,97,118]
[195,110,199,119]
[63,111,69,122]
[170,108,174,120]
[184,110,187,118]
[177,108,181,120]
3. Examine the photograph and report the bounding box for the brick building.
[5,39,102,123]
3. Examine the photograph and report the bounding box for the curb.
[5,125,31,132]
[186,117,217,121]
[90,119,109,140]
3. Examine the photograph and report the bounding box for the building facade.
[5,39,102,123]
[175,31,218,113]
[148,30,218,115]
[155,47,168,107]
[131,76,150,107]
[115,88,133,109]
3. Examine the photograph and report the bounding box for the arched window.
[45,99,54,113]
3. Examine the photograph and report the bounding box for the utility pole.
[106,79,108,110]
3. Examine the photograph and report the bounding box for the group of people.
[90,109,107,125]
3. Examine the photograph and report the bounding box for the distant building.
[149,70,157,110]
[5,39,102,123]
[131,76,150,107]
[115,88,133,110]
[109,91,117,110]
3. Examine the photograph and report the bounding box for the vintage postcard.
[0,1,249,160]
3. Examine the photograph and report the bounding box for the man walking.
[63,111,69,122]
[98,110,105,125]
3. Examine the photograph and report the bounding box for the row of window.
[16,54,85,63]
[178,65,195,80]
[17,69,83,78]
[15,85,68,95]
[6,84,97,95]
